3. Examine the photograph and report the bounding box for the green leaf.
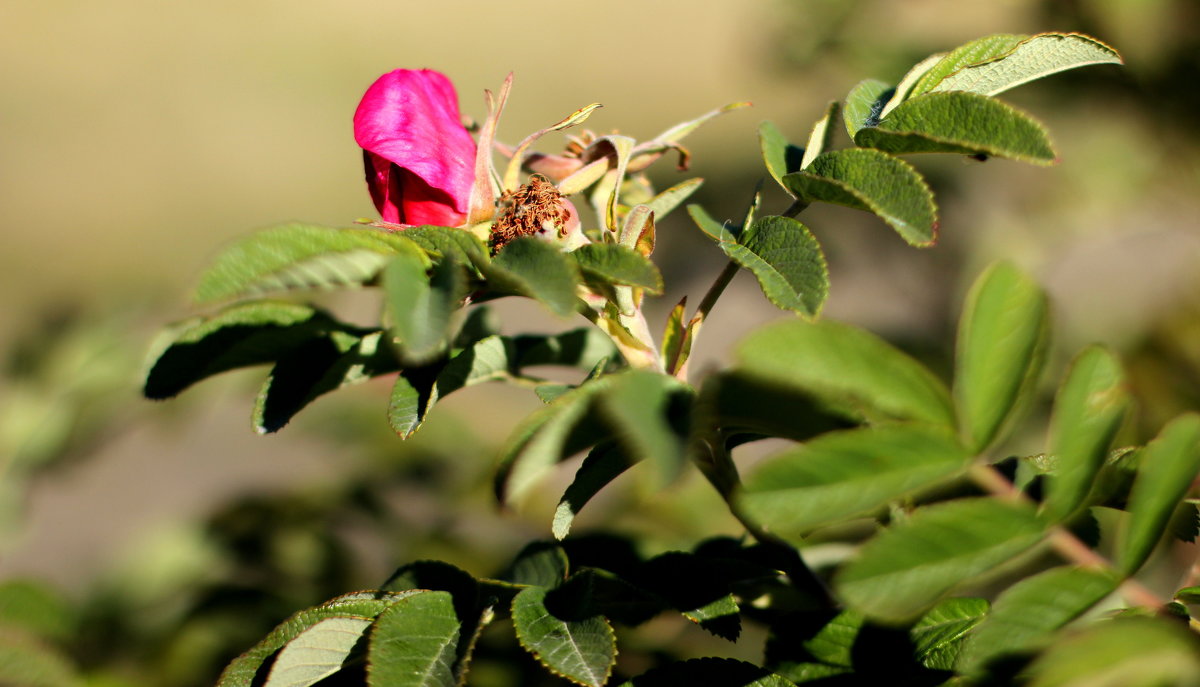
[682,594,741,642]
[734,319,955,428]
[1025,617,1200,687]
[572,243,663,293]
[144,301,349,400]
[857,91,1056,164]
[911,598,989,671]
[843,78,893,137]
[495,380,610,506]
[686,204,737,243]
[553,444,635,540]
[253,331,396,433]
[508,542,570,588]
[759,121,806,193]
[800,101,841,169]
[783,148,937,246]
[957,566,1118,675]
[909,34,1029,97]
[383,254,466,364]
[195,224,423,303]
[878,53,946,119]
[694,372,854,443]
[511,586,616,687]
[264,615,373,687]
[0,633,84,687]
[367,592,460,687]
[512,328,619,370]
[721,216,829,317]
[1175,586,1200,604]
[488,237,581,317]
[954,261,1049,453]
[1118,413,1200,574]
[740,426,972,538]
[597,370,691,489]
[836,498,1046,623]
[218,592,414,687]
[398,225,489,269]
[1043,346,1130,522]
[620,658,798,687]
[0,580,75,642]
[642,177,704,222]
[927,33,1123,97]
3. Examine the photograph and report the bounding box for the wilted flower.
[353,69,476,226]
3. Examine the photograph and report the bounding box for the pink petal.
[354,69,476,223]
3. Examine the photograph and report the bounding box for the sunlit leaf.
[1025,617,1200,687]
[217,592,415,686]
[740,426,971,538]
[954,261,1049,452]
[911,598,989,671]
[734,319,955,428]
[759,121,805,192]
[264,616,372,687]
[144,301,355,400]
[783,149,937,246]
[573,243,663,293]
[721,216,829,317]
[800,100,840,169]
[553,444,634,540]
[1043,346,1130,522]
[909,34,1028,97]
[367,591,461,687]
[957,566,1118,675]
[253,330,396,433]
[836,498,1046,622]
[488,237,581,317]
[1118,413,1200,574]
[857,92,1056,164]
[383,253,466,363]
[686,204,737,243]
[843,79,892,137]
[927,32,1123,97]
[511,586,616,687]
[195,224,424,303]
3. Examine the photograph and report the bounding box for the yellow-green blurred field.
[1,1,1198,684]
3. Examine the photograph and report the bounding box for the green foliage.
[954,261,1049,453]
[127,30,1200,687]
[734,318,956,427]
[783,148,937,246]
[835,498,1046,623]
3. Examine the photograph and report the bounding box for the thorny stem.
[967,463,1170,611]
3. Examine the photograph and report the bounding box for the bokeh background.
[2,1,1198,684]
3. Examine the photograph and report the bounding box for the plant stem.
[967,463,1169,610]
[695,434,836,605]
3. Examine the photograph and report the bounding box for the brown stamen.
[489,174,571,254]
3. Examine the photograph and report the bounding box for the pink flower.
[353,69,477,226]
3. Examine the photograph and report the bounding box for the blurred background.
[1,0,1198,684]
